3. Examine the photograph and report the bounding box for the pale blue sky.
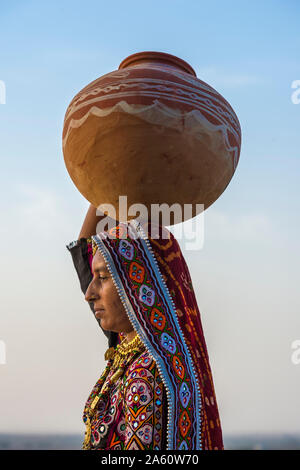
[0,0,299,437]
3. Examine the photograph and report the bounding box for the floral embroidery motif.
[179,382,191,408]
[161,333,177,354]
[139,284,155,306]
[129,262,145,283]
[150,308,166,330]
[172,355,185,380]
[119,240,134,260]
[179,410,192,438]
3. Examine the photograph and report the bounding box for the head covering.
[88,220,223,450]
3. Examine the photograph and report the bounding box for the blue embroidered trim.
[131,221,202,449]
[91,233,176,449]
[91,220,203,450]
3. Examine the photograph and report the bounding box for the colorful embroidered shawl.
[88,220,223,450]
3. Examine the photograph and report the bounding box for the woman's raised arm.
[66,203,118,348]
[78,203,104,239]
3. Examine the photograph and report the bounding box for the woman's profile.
[67,204,223,450]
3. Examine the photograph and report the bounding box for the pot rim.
[118,50,196,77]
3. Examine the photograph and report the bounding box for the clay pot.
[62,51,241,224]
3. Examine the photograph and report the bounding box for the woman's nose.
[85,279,99,303]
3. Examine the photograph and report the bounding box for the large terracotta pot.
[62,51,241,224]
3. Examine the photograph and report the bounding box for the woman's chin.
[100,320,117,333]
[99,319,110,330]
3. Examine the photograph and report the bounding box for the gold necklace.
[83,332,145,450]
[105,333,145,369]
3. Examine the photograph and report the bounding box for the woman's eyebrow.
[93,266,109,274]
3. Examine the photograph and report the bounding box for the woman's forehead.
[92,250,108,272]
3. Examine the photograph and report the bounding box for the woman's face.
[85,250,134,334]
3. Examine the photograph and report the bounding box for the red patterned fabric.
[83,221,223,450]
[149,233,223,450]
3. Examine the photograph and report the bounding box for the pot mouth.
[118,51,196,77]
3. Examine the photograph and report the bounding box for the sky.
[0,0,300,437]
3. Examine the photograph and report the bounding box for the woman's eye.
[99,276,108,281]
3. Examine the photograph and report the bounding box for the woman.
[67,204,223,450]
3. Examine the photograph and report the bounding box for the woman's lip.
[94,309,104,319]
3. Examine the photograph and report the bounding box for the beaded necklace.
[83,332,145,449]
